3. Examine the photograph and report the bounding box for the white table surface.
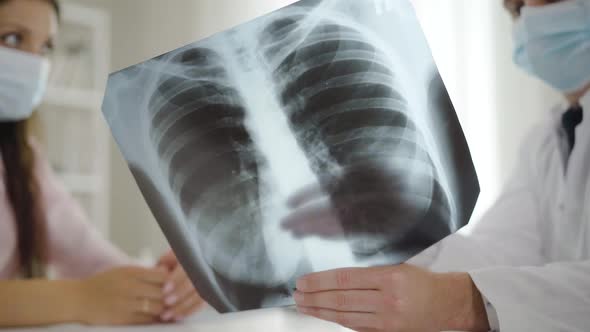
[1,306,351,332]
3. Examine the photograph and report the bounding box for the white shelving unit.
[37,4,112,236]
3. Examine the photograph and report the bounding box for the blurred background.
[39,0,562,260]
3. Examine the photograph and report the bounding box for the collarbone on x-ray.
[103,0,478,312]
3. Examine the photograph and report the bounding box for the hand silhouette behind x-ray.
[281,183,347,239]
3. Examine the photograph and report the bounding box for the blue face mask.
[513,0,590,93]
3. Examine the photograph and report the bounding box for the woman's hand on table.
[74,266,168,325]
[157,250,206,322]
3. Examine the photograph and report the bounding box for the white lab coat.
[409,90,590,331]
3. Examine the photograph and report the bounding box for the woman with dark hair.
[0,0,204,326]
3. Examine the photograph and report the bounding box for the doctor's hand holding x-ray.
[284,0,590,331]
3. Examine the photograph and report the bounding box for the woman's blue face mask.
[513,0,590,93]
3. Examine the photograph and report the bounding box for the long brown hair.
[0,0,60,278]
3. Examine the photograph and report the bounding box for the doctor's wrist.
[435,272,490,332]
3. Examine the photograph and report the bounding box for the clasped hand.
[76,250,205,325]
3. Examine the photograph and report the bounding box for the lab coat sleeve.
[469,260,590,331]
[409,125,548,271]
[32,140,132,278]
[405,124,590,331]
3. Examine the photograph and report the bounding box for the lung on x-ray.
[102,0,479,313]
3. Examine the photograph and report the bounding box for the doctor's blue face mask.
[513,0,590,93]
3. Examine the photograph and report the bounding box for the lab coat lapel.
[566,91,590,257]
[567,91,590,202]
[549,91,590,200]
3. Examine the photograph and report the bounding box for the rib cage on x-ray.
[146,3,452,294]
[147,48,292,286]
[262,11,452,256]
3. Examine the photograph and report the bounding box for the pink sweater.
[0,141,129,279]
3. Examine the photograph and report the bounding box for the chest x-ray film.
[102,0,479,312]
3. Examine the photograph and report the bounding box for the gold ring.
[142,298,150,313]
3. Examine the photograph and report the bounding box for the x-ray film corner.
[102,0,479,313]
